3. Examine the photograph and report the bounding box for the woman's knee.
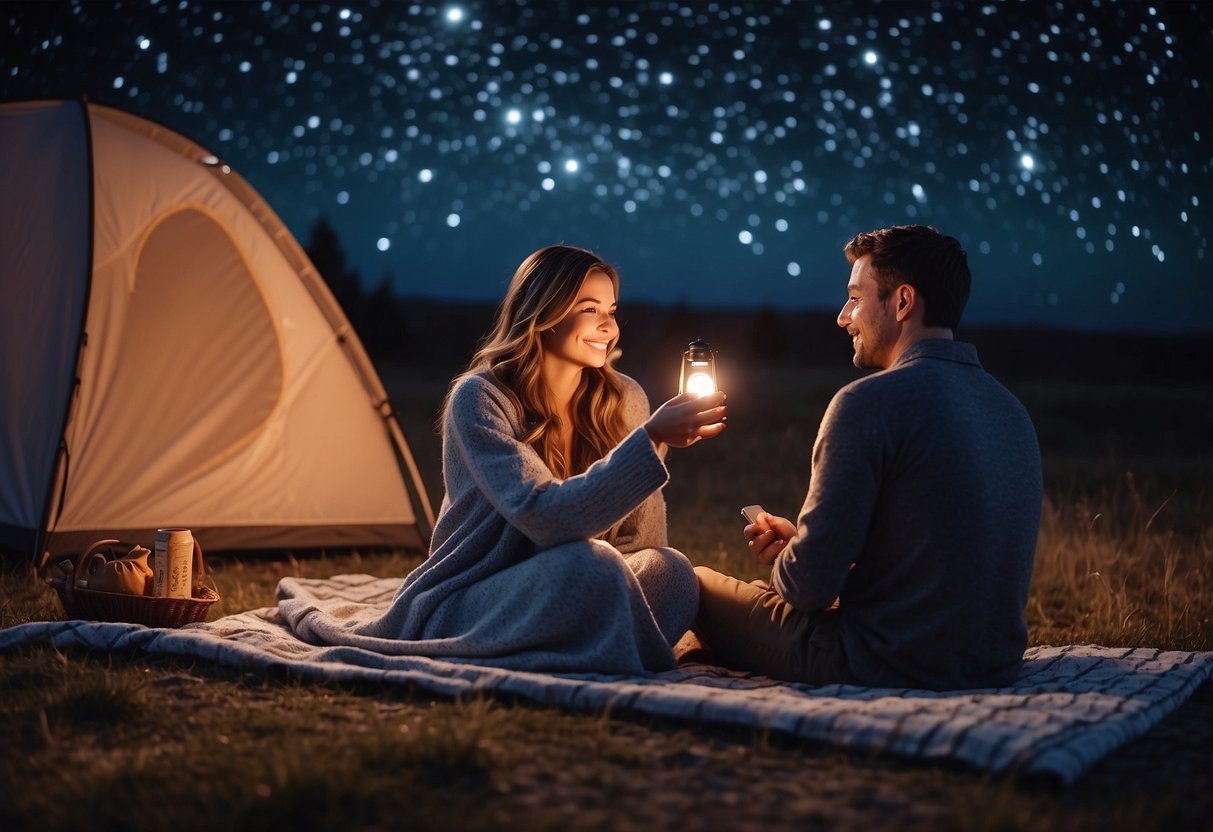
[540,539,630,585]
[628,544,692,572]
[628,547,696,592]
[625,547,697,642]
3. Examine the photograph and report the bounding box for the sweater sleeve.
[447,374,670,549]
[772,386,882,610]
[612,375,669,552]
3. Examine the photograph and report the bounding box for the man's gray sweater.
[772,339,1043,690]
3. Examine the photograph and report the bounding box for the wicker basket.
[48,537,220,627]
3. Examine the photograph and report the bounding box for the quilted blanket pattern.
[3,573,1209,785]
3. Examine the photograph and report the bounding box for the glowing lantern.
[678,339,717,397]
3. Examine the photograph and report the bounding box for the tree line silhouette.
[304,216,1210,387]
[304,216,796,374]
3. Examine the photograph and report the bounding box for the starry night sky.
[4,0,1211,333]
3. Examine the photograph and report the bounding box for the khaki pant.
[690,566,848,685]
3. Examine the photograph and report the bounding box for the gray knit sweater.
[772,339,1043,690]
[279,370,695,674]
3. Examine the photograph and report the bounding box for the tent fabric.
[0,100,434,558]
[0,100,92,555]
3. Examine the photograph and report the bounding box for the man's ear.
[894,284,917,323]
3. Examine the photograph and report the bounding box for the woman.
[281,245,727,673]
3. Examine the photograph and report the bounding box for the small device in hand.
[740,504,765,525]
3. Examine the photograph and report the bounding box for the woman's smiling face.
[544,269,619,371]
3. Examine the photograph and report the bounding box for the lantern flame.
[685,371,716,397]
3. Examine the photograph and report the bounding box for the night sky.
[4,1,1211,333]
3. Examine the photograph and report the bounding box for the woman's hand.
[743,511,795,566]
[644,391,728,448]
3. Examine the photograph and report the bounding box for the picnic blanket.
[4,573,1210,785]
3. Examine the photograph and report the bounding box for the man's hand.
[743,511,796,566]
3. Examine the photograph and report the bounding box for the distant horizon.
[381,286,1213,338]
[300,211,1211,335]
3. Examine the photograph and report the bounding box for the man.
[691,224,1043,690]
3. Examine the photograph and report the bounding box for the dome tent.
[0,99,434,559]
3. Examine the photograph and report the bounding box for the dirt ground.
[473,680,1213,831]
[2,630,1210,832]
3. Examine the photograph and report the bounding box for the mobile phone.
[740,504,765,525]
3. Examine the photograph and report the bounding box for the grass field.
[2,359,1211,831]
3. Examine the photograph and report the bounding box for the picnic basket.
[48,537,220,627]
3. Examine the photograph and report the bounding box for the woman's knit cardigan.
[277,370,685,673]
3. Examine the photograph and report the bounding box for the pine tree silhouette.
[362,272,405,359]
[305,216,364,319]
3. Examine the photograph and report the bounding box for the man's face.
[837,255,897,370]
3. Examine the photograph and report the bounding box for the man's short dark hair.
[844,225,971,331]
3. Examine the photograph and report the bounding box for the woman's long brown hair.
[447,244,629,479]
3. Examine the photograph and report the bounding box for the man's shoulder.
[828,344,1005,409]
[817,373,894,437]
[837,344,1033,425]
[842,341,987,394]
[833,365,904,402]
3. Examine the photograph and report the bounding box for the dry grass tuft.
[1028,478,1212,650]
